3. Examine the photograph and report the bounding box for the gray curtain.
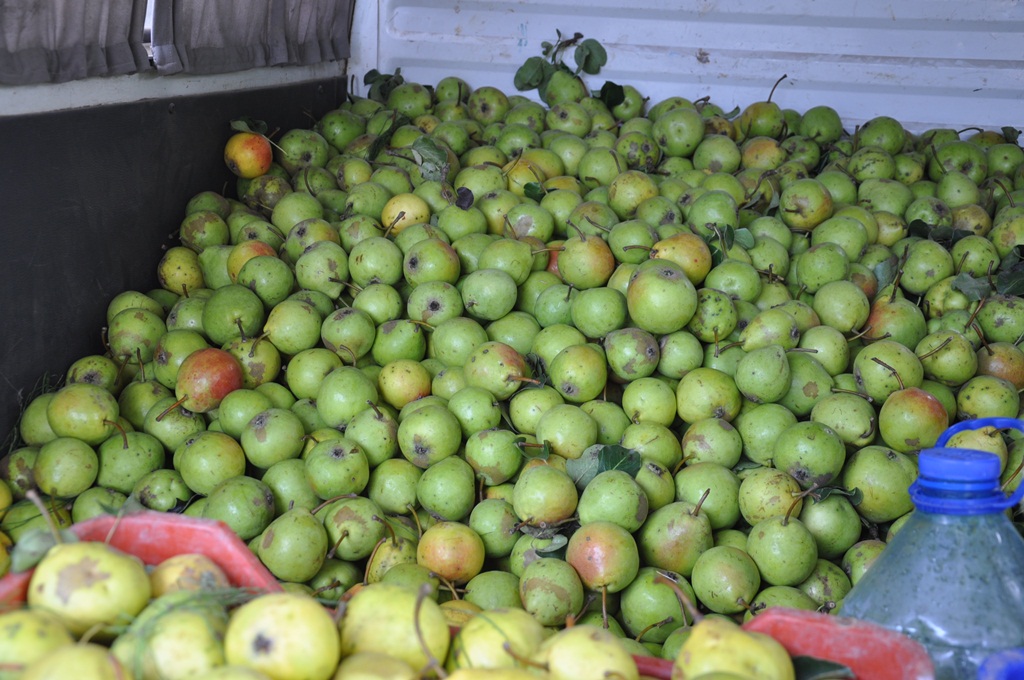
[0,0,151,85]
[151,0,353,76]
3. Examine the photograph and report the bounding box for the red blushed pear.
[416,521,486,586]
[565,520,640,627]
[227,239,279,283]
[169,348,245,415]
[558,230,616,290]
[546,238,565,279]
[224,131,273,179]
[878,385,949,454]
[648,231,714,286]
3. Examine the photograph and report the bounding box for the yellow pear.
[332,651,418,680]
[447,669,543,680]
[671,616,794,680]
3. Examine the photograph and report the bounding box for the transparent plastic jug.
[840,417,1024,680]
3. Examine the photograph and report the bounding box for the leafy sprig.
[514,29,620,105]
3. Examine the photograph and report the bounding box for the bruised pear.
[28,540,151,638]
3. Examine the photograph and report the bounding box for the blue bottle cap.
[914,419,1024,514]
[918,447,1002,485]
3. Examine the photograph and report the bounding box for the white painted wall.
[347,0,1024,133]
[4,0,1023,133]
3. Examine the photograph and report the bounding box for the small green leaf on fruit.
[722,106,742,120]
[951,272,991,301]
[516,437,551,460]
[708,244,725,267]
[793,655,856,680]
[538,534,569,552]
[574,38,608,75]
[1002,126,1022,143]
[995,260,1024,296]
[807,485,864,506]
[11,528,79,573]
[565,445,603,490]
[732,458,763,473]
[907,219,932,239]
[734,228,756,250]
[230,117,268,135]
[597,445,642,478]
[412,137,450,183]
[998,245,1024,272]
[873,257,899,291]
[514,56,550,91]
[524,182,546,202]
[364,68,404,102]
[599,81,626,109]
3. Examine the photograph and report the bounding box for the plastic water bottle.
[840,417,1024,680]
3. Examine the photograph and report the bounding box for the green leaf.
[411,137,450,183]
[793,655,856,680]
[537,534,569,552]
[514,56,550,92]
[722,105,742,120]
[999,244,1024,272]
[951,272,992,301]
[1002,126,1022,144]
[597,445,642,477]
[996,259,1024,296]
[565,444,603,490]
[732,458,762,473]
[574,38,608,75]
[229,117,268,135]
[599,81,626,109]
[524,182,546,202]
[708,244,725,267]
[516,436,551,460]
[808,485,864,506]
[11,528,79,573]
[873,256,899,291]
[366,112,410,160]
[907,219,932,239]
[364,68,404,102]
[733,228,756,250]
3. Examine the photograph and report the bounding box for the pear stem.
[870,356,905,390]
[326,529,349,561]
[501,642,549,670]
[408,507,424,539]
[634,616,674,643]
[917,335,952,361]
[25,490,63,546]
[691,487,712,517]
[413,583,448,678]
[767,74,788,104]
[154,394,188,422]
[653,572,702,626]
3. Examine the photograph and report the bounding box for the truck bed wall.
[0,77,346,445]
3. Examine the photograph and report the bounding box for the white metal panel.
[347,0,1024,132]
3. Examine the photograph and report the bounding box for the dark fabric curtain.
[0,0,152,85]
[150,0,353,76]
[0,0,352,85]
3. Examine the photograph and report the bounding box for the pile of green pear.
[4,57,1024,672]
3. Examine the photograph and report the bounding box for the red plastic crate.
[635,608,935,680]
[0,511,282,608]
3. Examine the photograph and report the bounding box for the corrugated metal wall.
[347,0,1024,131]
